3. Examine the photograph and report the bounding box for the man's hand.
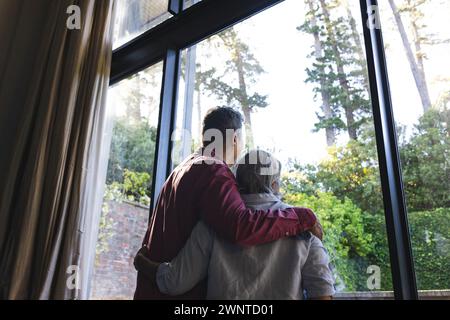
[134,246,150,270]
[309,220,323,241]
[134,246,161,287]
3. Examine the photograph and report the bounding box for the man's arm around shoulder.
[196,162,320,246]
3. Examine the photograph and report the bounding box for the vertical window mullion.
[150,49,181,214]
[359,0,418,300]
[168,0,183,15]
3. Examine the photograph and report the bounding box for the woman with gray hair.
[135,150,335,300]
[234,149,282,196]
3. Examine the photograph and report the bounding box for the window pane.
[183,0,202,10]
[172,0,394,298]
[378,0,450,298]
[113,0,172,49]
[90,62,163,300]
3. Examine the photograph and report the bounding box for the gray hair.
[234,150,281,194]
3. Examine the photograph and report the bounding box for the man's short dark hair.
[202,107,244,147]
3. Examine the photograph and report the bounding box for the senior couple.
[133,106,335,300]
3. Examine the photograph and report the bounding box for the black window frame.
[109,0,418,300]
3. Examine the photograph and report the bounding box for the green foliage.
[285,109,450,215]
[409,208,450,289]
[283,192,374,291]
[282,187,450,291]
[281,109,450,291]
[107,116,157,186]
[122,170,151,206]
[298,0,371,142]
[362,214,393,290]
[362,208,450,290]
[96,116,156,258]
[284,126,384,214]
[399,109,450,210]
[104,170,151,207]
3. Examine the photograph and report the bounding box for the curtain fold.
[0,0,115,299]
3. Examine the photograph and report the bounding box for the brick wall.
[90,200,150,300]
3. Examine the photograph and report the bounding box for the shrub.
[363,208,450,291]
[283,192,374,291]
[409,208,450,290]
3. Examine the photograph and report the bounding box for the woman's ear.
[272,179,280,193]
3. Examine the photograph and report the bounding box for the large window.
[378,0,450,297]
[95,0,449,300]
[90,62,163,300]
[172,0,393,295]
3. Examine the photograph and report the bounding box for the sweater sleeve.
[156,222,214,296]
[197,162,317,246]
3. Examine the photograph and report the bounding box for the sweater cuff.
[155,262,171,294]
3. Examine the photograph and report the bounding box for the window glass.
[378,0,450,298]
[90,62,163,300]
[172,0,394,297]
[113,0,172,49]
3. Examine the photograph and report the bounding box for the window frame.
[109,0,418,299]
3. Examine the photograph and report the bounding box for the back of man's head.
[202,106,244,148]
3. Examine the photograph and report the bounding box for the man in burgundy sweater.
[134,107,322,299]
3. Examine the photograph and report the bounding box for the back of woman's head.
[235,150,281,194]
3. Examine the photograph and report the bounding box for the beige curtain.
[0,0,115,299]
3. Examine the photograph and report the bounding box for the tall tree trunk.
[307,0,336,146]
[241,105,254,149]
[408,0,429,106]
[127,76,142,122]
[234,47,255,148]
[388,0,432,112]
[411,19,427,86]
[218,30,255,148]
[319,0,358,140]
[342,0,370,93]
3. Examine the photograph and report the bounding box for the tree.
[106,117,157,188]
[399,108,450,210]
[388,0,432,112]
[283,192,374,291]
[299,0,371,144]
[202,28,268,148]
[341,0,370,93]
[284,124,383,214]
[300,0,338,146]
[319,0,362,141]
